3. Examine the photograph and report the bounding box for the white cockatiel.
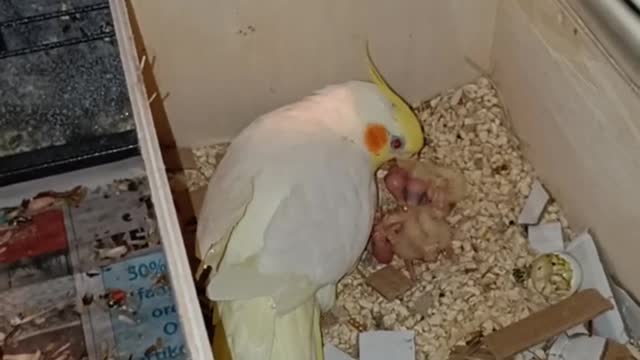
[195,47,425,360]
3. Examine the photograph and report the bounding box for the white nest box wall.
[130,0,498,146]
[492,0,640,297]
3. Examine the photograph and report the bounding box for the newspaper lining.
[0,176,190,360]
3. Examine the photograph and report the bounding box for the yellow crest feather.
[365,42,408,109]
[365,42,425,155]
[365,42,417,121]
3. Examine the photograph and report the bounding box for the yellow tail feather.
[211,297,324,360]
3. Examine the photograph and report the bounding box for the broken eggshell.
[530,252,582,299]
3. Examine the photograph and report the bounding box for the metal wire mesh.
[0,0,138,185]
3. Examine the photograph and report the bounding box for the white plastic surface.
[324,343,356,360]
[518,180,550,225]
[359,331,415,360]
[528,221,565,253]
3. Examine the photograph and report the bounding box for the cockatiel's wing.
[198,123,376,315]
[195,116,285,274]
[195,132,258,275]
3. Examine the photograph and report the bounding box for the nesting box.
[109,0,640,358]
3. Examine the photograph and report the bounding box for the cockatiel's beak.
[366,44,425,159]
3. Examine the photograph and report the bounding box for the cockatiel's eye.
[390,135,404,150]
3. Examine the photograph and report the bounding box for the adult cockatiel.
[195,47,425,360]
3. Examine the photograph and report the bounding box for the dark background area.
[0,0,139,186]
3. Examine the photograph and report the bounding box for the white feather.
[198,81,379,312]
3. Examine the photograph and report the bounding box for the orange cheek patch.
[364,124,388,154]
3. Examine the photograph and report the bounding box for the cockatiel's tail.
[196,47,425,360]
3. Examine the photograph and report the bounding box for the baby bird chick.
[384,158,467,217]
[371,205,453,279]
